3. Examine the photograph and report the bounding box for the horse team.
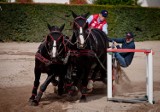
[29,11,109,106]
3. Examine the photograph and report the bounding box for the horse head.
[71,11,89,49]
[45,23,66,60]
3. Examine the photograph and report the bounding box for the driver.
[86,10,108,35]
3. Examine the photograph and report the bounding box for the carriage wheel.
[112,66,116,97]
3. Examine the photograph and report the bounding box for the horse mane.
[91,28,108,47]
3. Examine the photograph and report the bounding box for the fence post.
[107,52,112,99]
[146,52,149,99]
[147,50,153,104]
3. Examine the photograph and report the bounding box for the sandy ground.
[0,41,160,112]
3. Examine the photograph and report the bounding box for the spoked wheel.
[112,58,131,97]
[112,65,116,97]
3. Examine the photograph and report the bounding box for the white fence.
[107,49,154,104]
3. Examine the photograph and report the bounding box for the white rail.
[107,49,154,104]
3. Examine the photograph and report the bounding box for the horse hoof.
[28,95,36,103]
[80,95,87,102]
[58,89,64,96]
[30,100,39,106]
[79,98,87,103]
[28,98,34,103]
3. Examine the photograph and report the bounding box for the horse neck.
[71,32,77,43]
[69,32,78,50]
[87,29,108,53]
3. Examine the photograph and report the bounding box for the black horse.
[67,11,109,101]
[29,23,68,106]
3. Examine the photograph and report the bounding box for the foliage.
[0,0,7,2]
[15,0,33,3]
[93,0,136,6]
[0,3,160,42]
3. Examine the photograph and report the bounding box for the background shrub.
[0,3,160,42]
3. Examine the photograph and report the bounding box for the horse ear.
[59,24,65,32]
[47,23,52,31]
[71,11,77,18]
[83,12,90,18]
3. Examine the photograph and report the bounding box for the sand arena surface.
[0,41,160,112]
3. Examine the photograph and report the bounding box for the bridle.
[73,16,87,29]
[37,31,68,64]
[72,16,89,49]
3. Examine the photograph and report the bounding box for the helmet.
[100,10,108,18]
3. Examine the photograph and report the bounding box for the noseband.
[48,31,63,42]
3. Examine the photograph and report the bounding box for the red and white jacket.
[88,14,107,30]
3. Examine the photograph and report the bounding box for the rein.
[69,49,95,57]
[68,29,91,47]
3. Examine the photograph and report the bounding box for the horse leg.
[86,64,100,93]
[31,75,53,106]
[90,64,99,81]
[65,64,79,96]
[51,76,59,86]
[29,67,41,102]
[80,69,90,102]
[100,67,107,84]
[57,74,65,96]
[57,66,66,96]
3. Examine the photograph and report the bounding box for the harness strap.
[70,50,95,57]
[35,52,51,64]
[94,53,106,71]
[35,52,64,65]
[69,49,106,71]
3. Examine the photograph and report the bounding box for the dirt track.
[0,41,160,112]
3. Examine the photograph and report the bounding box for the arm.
[109,37,125,43]
[111,38,125,43]
[86,15,93,24]
[108,38,125,49]
[102,23,108,35]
